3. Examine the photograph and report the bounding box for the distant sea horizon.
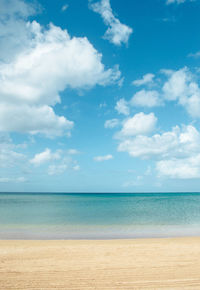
[1,192,200,239]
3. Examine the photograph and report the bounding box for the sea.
[0,192,200,239]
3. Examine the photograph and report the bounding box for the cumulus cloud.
[89,0,133,46]
[30,148,80,175]
[0,104,73,137]
[116,112,157,138]
[130,90,161,107]
[0,0,40,63]
[0,2,121,137]
[123,67,200,116]
[132,73,155,86]
[157,156,200,179]
[162,68,189,101]
[163,67,200,118]
[30,148,61,166]
[1,22,120,100]
[117,123,200,179]
[115,98,130,115]
[94,154,113,161]
[104,118,119,128]
[118,125,200,158]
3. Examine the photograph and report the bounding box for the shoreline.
[1,237,200,289]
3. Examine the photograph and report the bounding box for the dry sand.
[0,237,200,289]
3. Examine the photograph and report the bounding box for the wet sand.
[1,237,200,289]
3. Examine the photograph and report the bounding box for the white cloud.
[89,0,133,46]
[128,67,200,118]
[0,3,121,137]
[118,125,200,158]
[94,154,113,161]
[1,21,120,105]
[115,98,130,115]
[130,89,161,107]
[30,148,61,166]
[117,123,200,179]
[0,0,37,19]
[157,156,200,179]
[132,73,155,86]
[118,121,200,179]
[162,68,189,101]
[163,67,200,118]
[0,0,40,63]
[104,118,119,128]
[0,104,73,137]
[30,148,80,175]
[117,112,157,138]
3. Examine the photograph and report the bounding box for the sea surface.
[0,192,200,239]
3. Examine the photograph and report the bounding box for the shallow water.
[0,192,200,239]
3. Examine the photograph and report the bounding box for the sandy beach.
[0,237,200,289]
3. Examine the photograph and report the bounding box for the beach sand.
[0,237,200,289]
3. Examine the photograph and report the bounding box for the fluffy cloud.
[117,123,200,179]
[0,2,121,137]
[104,118,119,128]
[132,73,155,86]
[30,148,80,175]
[94,154,113,161]
[0,0,40,63]
[115,98,130,115]
[117,112,157,138]
[130,90,161,107]
[0,22,120,101]
[163,68,200,118]
[122,67,200,116]
[118,125,200,158]
[30,148,61,166]
[162,68,189,101]
[157,156,200,179]
[0,104,73,136]
[89,0,132,46]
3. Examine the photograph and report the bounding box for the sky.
[1,0,200,192]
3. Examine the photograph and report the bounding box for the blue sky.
[1,0,200,192]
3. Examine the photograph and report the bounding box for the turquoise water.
[0,192,200,239]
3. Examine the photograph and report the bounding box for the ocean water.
[0,192,200,239]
